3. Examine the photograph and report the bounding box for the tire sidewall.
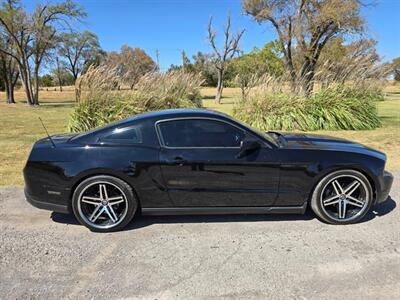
[311,169,373,225]
[72,175,137,232]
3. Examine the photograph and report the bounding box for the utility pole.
[155,49,160,71]
[181,49,186,72]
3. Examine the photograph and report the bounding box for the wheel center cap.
[101,200,108,206]
[339,194,346,201]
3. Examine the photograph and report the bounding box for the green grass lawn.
[0,85,399,186]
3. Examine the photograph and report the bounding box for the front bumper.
[376,170,394,204]
[25,188,70,214]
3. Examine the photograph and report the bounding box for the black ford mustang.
[24,109,393,232]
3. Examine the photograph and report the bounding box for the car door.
[156,117,280,207]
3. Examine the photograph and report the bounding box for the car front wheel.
[72,175,137,232]
[311,169,373,224]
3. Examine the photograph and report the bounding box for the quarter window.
[101,126,142,144]
[158,119,245,147]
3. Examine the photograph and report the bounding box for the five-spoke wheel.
[311,170,373,224]
[72,176,137,232]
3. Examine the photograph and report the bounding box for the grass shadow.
[41,102,75,108]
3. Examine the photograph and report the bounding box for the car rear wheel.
[311,170,373,224]
[72,175,137,232]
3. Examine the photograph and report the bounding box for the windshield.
[229,117,278,146]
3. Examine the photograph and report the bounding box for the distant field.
[0,84,399,186]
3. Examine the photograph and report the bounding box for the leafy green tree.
[191,52,217,86]
[58,31,101,82]
[317,37,381,87]
[168,51,224,87]
[392,57,400,81]
[106,45,157,89]
[40,74,53,87]
[0,30,18,103]
[229,41,283,99]
[243,0,365,95]
[0,0,85,105]
[51,57,75,91]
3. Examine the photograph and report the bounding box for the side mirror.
[236,138,261,158]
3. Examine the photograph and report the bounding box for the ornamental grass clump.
[69,67,203,132]
[233,86,381,131]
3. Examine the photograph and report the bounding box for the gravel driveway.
[0,173,399,300]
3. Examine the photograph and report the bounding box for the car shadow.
[50,207,316,230]
[361,196,397,223]
[126,209,316,231]
[50,196,397,231]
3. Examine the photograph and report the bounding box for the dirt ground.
[0,173,399,299]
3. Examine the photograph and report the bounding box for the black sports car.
[24,109,393,232]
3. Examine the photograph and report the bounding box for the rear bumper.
[376,171,394,204]
[25,188,70,214]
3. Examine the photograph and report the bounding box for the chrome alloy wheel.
[320,174,370,221]
[77,181,129,230]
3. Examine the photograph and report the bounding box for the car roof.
[71,109,235,141]
[71,108,278,148]
[125,108,232,122]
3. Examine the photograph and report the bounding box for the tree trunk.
[5,83,10,103]
[299,59,316,97]
[241,86,246,101]
[18,63,34,105]
[32,66,40,105]
[56,58,63,92]
[215,69,224,104]
[5,71,16,104]
[288,67,297,94]
[6,83,15,104]
[301,72,314,97]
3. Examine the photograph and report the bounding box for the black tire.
[72,175,138,232]
[311,169,373,225]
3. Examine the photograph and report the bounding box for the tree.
[58,31,101,82]
[392,57,400,81]
[81,48,107,74]
[317,37,381,87]
[0,31,18,103]
[0,0,85,105]
[40,74,53,87]
[51,57,74,91]
[167,51,227,87]
[191,52,219,86]
[243,0,364,95]
[230,41,284,100]
[181,49,190,72]
[106,45,156,89]
[208,14,245,103]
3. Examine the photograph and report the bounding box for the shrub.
[69,68,203,132]
[233,86,382,131]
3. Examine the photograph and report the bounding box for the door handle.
[171,156,187,165]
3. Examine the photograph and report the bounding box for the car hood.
[277,132,386,160]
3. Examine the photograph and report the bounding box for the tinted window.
[158,119,245,147]
[101,126,142,144]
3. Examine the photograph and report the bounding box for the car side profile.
[24,109,393,232]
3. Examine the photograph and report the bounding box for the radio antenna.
[39,117,56,148]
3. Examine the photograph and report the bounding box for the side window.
[158,119,246,147]
[101,125,143,144]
